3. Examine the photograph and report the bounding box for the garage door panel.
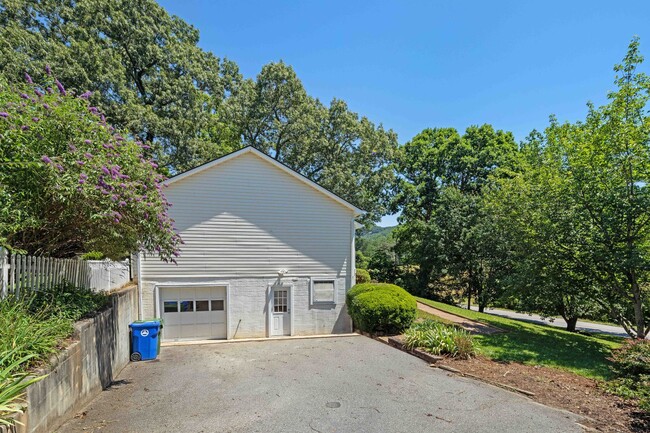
[160,286,227,341]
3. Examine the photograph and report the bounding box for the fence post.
[0,248,8,299]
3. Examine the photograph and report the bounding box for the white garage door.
[160,286,227,341]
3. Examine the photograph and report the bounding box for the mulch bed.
[442,356,649,433]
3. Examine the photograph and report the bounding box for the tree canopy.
[0,1,398,223]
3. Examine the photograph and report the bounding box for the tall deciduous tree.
[394,125,517,305]
[487,133,599,331]
[0,0,241,170]
[224,62,399,222]
[538,39,650,338]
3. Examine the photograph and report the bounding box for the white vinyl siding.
[141,152,355,280]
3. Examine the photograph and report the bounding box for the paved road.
[58,336,584,433]
[468,306,633,338]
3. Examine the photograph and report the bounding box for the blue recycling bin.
[129,320,162,361]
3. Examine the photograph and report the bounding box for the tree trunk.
[628,272,647,339]
[565,317,578,332]
[632,281,647,339]
[478,303,485,313]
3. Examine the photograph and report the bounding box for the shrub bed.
[0,283,110,371]
[346,283,416,334]
[605,339,650,412]
[403,319,475,359]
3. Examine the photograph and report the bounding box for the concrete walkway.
[468,306,636,338]
[417,302,503,334]
[57,336,583,433]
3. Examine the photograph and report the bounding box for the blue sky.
[159,0,650,226]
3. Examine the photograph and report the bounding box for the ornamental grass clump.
[0,298,72,370]
[403,320,475,359]
[0,351,46,426]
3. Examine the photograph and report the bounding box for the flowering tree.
[0,69,181,261]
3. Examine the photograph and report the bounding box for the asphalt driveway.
[58,335,584,433]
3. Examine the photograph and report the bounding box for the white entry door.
[160,286,227,341]
[271,286,291,336]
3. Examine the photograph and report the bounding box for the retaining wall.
[14,285,138,433]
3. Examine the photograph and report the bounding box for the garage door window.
[180,300,194,312]
[195,300,209,312]
[163,301,178,313]
[211,300,225,311]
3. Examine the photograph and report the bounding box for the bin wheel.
[130,352,142,362]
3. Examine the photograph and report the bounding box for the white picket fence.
[87,260,131,292]
[0,248,131,298]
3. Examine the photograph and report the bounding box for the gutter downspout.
[137,251,143,320]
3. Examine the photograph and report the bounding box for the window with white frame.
[311,279,336,305]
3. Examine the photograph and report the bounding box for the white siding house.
[138,146,363,341]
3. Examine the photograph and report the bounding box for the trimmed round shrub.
[346,283,416,334]
[355,269,371,284]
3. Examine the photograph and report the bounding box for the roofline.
[165,146,366,216]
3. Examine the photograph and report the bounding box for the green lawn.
[416,297,623,380]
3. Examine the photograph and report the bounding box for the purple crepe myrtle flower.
[21,125,30,131]
[80,173,88,180]
[32,117,39,122]
[41,155,52,164]
[80,91,92,99]
[45,64,51,75]
[68,143,77,152]
[20,93,29,99]
[24,72,33,84]
[101,166,110,175]
[119,183,127,188]
[84,139,92,145]
[110,195,118,201]
[76,160,85,166]
[100,114,106,123]
[43,103,50,110]
[84,152,93,159]
[0,112,8,118]
[88,106,99,114]
[118,200,126,207]
[35,88,44,97]
[55,164,64,172]
[55,79,66,95]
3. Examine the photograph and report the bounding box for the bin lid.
[129,320,161,329]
